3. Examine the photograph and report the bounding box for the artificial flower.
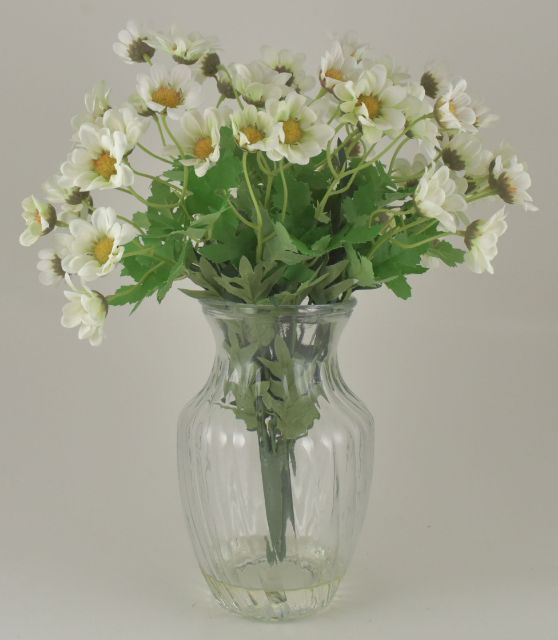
[434,79,476,132]
[42,175,91,222]
[61,275,107,346]
[172,108,224,176]
[392,153,430,184]
[336,31,371,64]
[400,83,438,158]
[334,65,407,145]
[37,234,73,285]
[19,196,56,247]
[464,208,508,274]
[137,64,201,120]
[154,27,219,65]
[230,104,282,153]
[261,47,316,93]
[489,146,537,210]
[61,125,134,191]
[471,100,498,129]
[230,62,291,107]
[440,132,493,178]
[266,93,334,164]
[101,105,149,148]
[415,165,468,233]
[420,63,449,100]
[319,41,358,90]
[113,21,155,64]
[63,206,136,281]
[71,81,111,134]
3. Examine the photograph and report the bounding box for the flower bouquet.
[19,22,535,620]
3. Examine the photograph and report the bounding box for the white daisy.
[63,206,136,282]
[415,165,468,233]
[42,175,91,222]
[172,108,223,176]
[319,41,358,90]
[37,234,73,285]
[230,62,291,107]
[441,132,493,178]
[371,55,410,84]
[230,105,282,153]
[472,100,498,129]
[464,208,508,274]
[101,105,149,148]
[71,81,111,134]
[61,125,134,192]
[334,66,407,145]
[154,27,218,65]
[261,46,315,93]
[489,146,536,211]
[113,21,155,64]
[137,64,201,120]
[265,93,334,164]
[434,79,476,132]
[336,32,371,64]
[392,153,430,183]
[400,83,438,158]
[61,275,107,346]
[420,63,449,100]
[19,196,56,247]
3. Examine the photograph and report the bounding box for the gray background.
[1,0,557,637]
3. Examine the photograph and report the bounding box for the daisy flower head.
[37,234,73,286]
[230,104,282,153]
[173,108,224,176]
[42,175,91,223]
[401,83,438,158]
[415,165,468,233]
[464,207,508,274]
[434,79,476,132]
[137,64,201,120]
[71,81,111,135]
[261,47,315,93]
[230,62,291,107]
[420,63,449,100]
[101,105,150,148]
[320,41,358,90]
[392,153,430,185]
[265,93,334,165]
[154,27,219,66]
[335,31,372,64]
[19,196,56,247]
[61,275,108,346]
[61,125,134,192]
[114,21,155,64]
[472,99,498,129]
[489,146,536,211]
[63,206,136,282]
[334,65,407,145]
[441,132,493,178]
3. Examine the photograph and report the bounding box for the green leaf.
[264,222,305,265]
[346,246,376,288]
[426,240,465,267]
[385,275,412,300]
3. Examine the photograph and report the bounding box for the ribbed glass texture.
[177,299,374,621]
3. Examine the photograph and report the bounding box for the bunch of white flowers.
[19,24,536,346]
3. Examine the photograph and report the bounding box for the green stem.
[388,137,411,175]
[119,187,179,209]
[227,197,257,229]
[162,114,184,155]
[279,160,288,223]
[137,143,173,164]
[242,152,264,260]
[153,115,167,146]
[131,168,183,194]
[392,232,449,249]
[117,214,144,233]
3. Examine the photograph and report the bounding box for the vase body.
[177,299,374,621]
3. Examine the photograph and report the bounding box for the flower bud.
[201,52,221,78]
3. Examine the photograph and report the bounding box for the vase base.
[202,537,341,621]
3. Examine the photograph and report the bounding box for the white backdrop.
[1,0,557,638]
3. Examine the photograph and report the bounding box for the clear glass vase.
[177,298,374,621]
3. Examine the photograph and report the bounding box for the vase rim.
[199,296,357,318]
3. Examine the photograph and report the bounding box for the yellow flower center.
[282,119,303,145]
[240,126,264,145]
[34,210,42,225]
[449,100,458,115]
[358,94,382,119]
[325,68,344,81]
[151,85,184,108]
[194,136,214,159]
[93,235,114,265]
[93,153,117,180]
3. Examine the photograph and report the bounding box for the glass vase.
[177,298,374,621]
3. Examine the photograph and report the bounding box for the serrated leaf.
[426,240,465,267]
[385,275,412,299]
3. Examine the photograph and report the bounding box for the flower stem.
[162,115,184,155]
[242,152,264,260]
[279,160,288,222]
[119,187,179,209]
[137,143,173,164]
